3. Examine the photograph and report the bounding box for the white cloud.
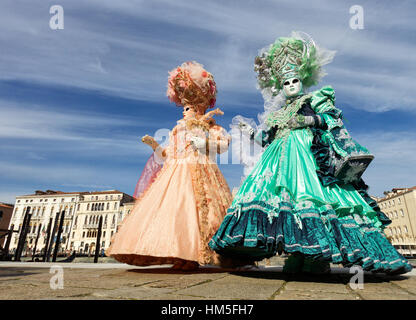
[356,130,416,197]
[0,100,161,157]
[0,1,414,111]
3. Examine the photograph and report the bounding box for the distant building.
[375,186,416,257]
[8,190,134,256]
[0,203,14,247]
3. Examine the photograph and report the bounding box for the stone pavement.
[0,261,416,300]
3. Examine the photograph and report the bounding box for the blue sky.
[0,0,415,203]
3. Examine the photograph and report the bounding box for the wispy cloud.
[356,130,416,196]
[0,0,414,201]
[0,1,414,110]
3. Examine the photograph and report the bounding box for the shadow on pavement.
[126,266,240,275]
[0,267,42,279]
[228,270,410,283]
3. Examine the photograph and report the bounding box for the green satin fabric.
[231,127,380,228]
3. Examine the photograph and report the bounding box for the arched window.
[106,203,109,210]
[112,215,115,225]
[84,215,88,224]
[87,203,90,211]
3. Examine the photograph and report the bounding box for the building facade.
[0,203,14,247]
[375,186,416,257]
[7,190,134,256]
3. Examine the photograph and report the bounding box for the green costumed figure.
[209,31,412,274]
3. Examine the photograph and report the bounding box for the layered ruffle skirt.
[209,128,412,274]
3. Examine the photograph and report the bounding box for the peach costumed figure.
[106,61,233,270]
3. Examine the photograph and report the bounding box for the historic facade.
[375,186,416,257]
[0,203,14,247]
[7,190,134,256]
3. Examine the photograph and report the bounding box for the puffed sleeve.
[309,86,374,186]
[208,124,231,154]
[310,85,343,130]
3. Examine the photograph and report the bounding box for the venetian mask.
[182,105,197,120]
[283,77,303,97]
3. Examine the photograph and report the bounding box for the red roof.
[0,203,14,208]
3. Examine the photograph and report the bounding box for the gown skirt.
[209,127,412,274]
[106,120,233,266]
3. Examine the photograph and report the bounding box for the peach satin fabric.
[106,119,232,266]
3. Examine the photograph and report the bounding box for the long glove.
[238,121,255,138]
[287,115,316,129]
[190,136,207,151]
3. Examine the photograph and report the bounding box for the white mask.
[283,77,303,97]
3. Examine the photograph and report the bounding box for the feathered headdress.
[167,61,217,114]
[254,31,335,96]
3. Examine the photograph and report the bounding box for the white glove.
[190,136,206,150]
[287,115,315,129]
[238,121,255,137]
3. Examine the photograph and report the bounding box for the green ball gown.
[209,86,412,274]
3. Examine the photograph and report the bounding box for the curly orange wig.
[167,61,217,114]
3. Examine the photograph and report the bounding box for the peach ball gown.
[106,117,233,267]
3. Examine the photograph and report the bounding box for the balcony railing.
[83,223,99,229]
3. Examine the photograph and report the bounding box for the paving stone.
[142,294,216,300]
[92,287,175,300]
[146,273,228,290]
[352,282,410,294]
[176,274,285,300]
[390,277,416,295]
[275,290,359,300]
[1,264,416,300]
[0,283,95,300]
[358,292,416,300]
[284,281,350,294]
